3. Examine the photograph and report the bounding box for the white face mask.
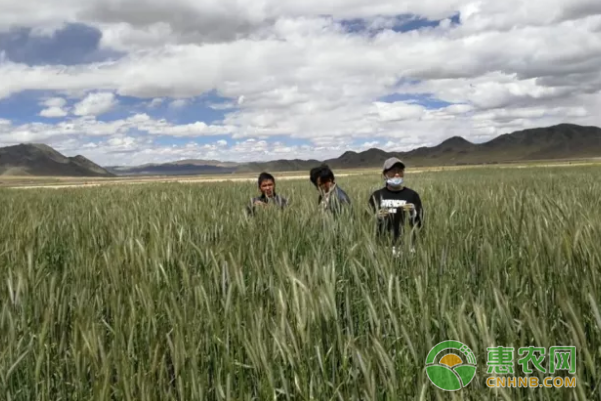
[386,177,403,188]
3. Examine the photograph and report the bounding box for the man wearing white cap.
[368,157,423,255]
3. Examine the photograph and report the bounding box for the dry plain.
[2,159,600,189]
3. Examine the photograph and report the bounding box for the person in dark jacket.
[309,164,351,214]
[247,172,288,215]
[368,157,423,255]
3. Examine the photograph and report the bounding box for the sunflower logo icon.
[426,341,477,391]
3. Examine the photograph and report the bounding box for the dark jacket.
[368,186,423,244]
[318,185,351,215]
[247,193,288,216]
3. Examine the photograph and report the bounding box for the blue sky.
[340,13,461,34]
[378,93,453,108]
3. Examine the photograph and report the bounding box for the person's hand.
[402,203,415,211]
[377,208,390,218]
[254,200,266,206]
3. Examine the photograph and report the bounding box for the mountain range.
[1,123,600,177]
[0,143,114,177]
[106,123,601,175]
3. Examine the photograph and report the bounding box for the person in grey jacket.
[247,172,288,216]
[309,164,351,214]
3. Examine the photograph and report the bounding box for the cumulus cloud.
[147,97,164,108]
[45,135,353,166]
[0,113,234,144]
[39,107,68,118]
[169,99,188,109]
[72,92,117,116]
[373,102,425,122]
[39,97,69,117]
[0,0,464,42]
[41,97,67,108]
[1,0,601,164]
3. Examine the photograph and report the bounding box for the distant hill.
[107,164,238,176]
[105,158,239,175]
[0,143,114,177]
[308,124,601,169]
[108,123,601,175]
[7,124,600,177]
[234,159,321,174]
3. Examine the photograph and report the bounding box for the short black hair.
[309,164,335,187]
[258,172,275,187]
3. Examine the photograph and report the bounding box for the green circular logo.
[426,341,477,391]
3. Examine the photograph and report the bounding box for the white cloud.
[148,98,164,108]
[373,102,425,122]
[39,97,69,117]
[169,99,188,108]
[0,0,601,164]
[0,113,234,144]
[42,97,67,108]
[141,120,234,137]
[47,135,356,166]
[73,92,118,116]
[39,107,68,118]
[0,0,465,41]
[361,141,380,148]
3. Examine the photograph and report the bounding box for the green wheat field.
[0,166,600,400]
